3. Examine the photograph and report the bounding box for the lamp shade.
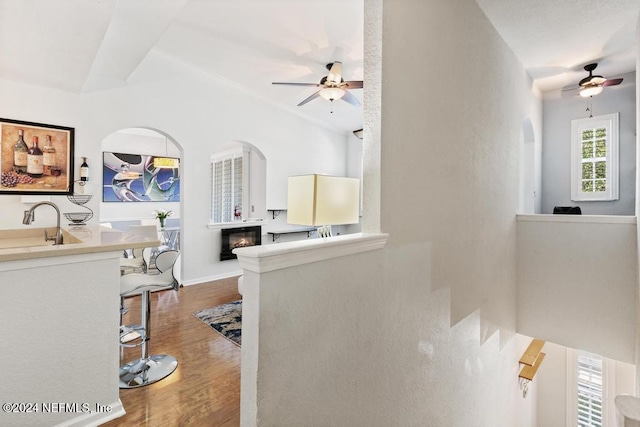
[287,175,360,226]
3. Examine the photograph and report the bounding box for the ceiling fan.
[272,61,363,111]
[569,63,623,97]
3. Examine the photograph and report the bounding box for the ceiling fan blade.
[340,89,361,106]
[561,86,579,98]
[603,78,623,87]
[342,80,363,89]
[561,84,579,91]
[327,61,343,84]
[297,91,321,106]
[273,82,321,87]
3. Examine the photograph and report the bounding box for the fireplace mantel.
[207,219,264,230]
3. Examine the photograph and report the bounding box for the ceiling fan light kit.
[319,87,345,101]
[272,61,363,111]
[580,86,603,97]
[574,62,622,97]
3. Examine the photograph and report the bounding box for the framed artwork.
[0,118,74,194]
[103,151,180,202]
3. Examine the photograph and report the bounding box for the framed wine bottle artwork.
[0,118,75,195]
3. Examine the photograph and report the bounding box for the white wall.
[244,251,537,426]
[377,0,541,420]
[0,49,350,284]
[240,0,543,424]
[0,252,124,426]
[517,215,638,364]
[541,72,637,215]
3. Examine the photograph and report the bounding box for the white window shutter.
[576,351,604,427]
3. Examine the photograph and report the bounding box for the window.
[571,113,619,201]
[211,148,249,223]
[576,351,604,426]
[567,349,614,427]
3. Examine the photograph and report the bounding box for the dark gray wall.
[542,71,636,215]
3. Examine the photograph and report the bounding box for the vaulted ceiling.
[0,0,637,134]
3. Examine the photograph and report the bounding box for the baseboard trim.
[55,400,125,427]
[181,270,243,286]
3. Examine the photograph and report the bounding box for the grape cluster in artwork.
[1,171,35,187]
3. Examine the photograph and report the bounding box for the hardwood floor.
[103,277,242,426]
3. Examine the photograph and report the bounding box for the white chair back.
[154,250,180,289]
[155,250,178,272]
[172,253,182,290]
[142,247,152,269]
[131,247,143,259]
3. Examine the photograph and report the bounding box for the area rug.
[193,300,242,346]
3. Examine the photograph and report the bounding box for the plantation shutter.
[211,153,244,223]
[577,351,603,427]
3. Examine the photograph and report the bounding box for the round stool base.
[119,354,178,388]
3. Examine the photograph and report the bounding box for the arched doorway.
[100,127,184,272]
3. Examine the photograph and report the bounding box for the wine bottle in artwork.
[43,135,56,175]
[13,129,28,174]
[80,157,89,181]
[27,136,44,178]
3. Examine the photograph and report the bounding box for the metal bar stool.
[119,250,181,388]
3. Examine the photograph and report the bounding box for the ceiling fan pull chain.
[586,97,593,118]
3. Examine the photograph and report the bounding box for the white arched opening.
[99,127,183,233]
[210,140,267,224]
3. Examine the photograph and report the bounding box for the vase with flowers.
[154,209,172,229]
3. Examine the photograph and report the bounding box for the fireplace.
[220,225,262,261]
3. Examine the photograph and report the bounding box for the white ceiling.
[475,0,640,92]
[0,0,637,134]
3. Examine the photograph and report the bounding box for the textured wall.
[244,0,543,425]
[517,215,638,363]
[380,0,541,344]
[0,254,123,426]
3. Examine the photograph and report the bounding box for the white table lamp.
[287,174,360,238]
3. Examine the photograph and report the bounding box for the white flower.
[154,209,173,219]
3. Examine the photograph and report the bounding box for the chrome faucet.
[22,201,63,245]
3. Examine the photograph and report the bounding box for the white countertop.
[0,225,160,262]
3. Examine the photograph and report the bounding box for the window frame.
[570,112,619,202]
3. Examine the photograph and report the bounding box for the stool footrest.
[119,324,145,348]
